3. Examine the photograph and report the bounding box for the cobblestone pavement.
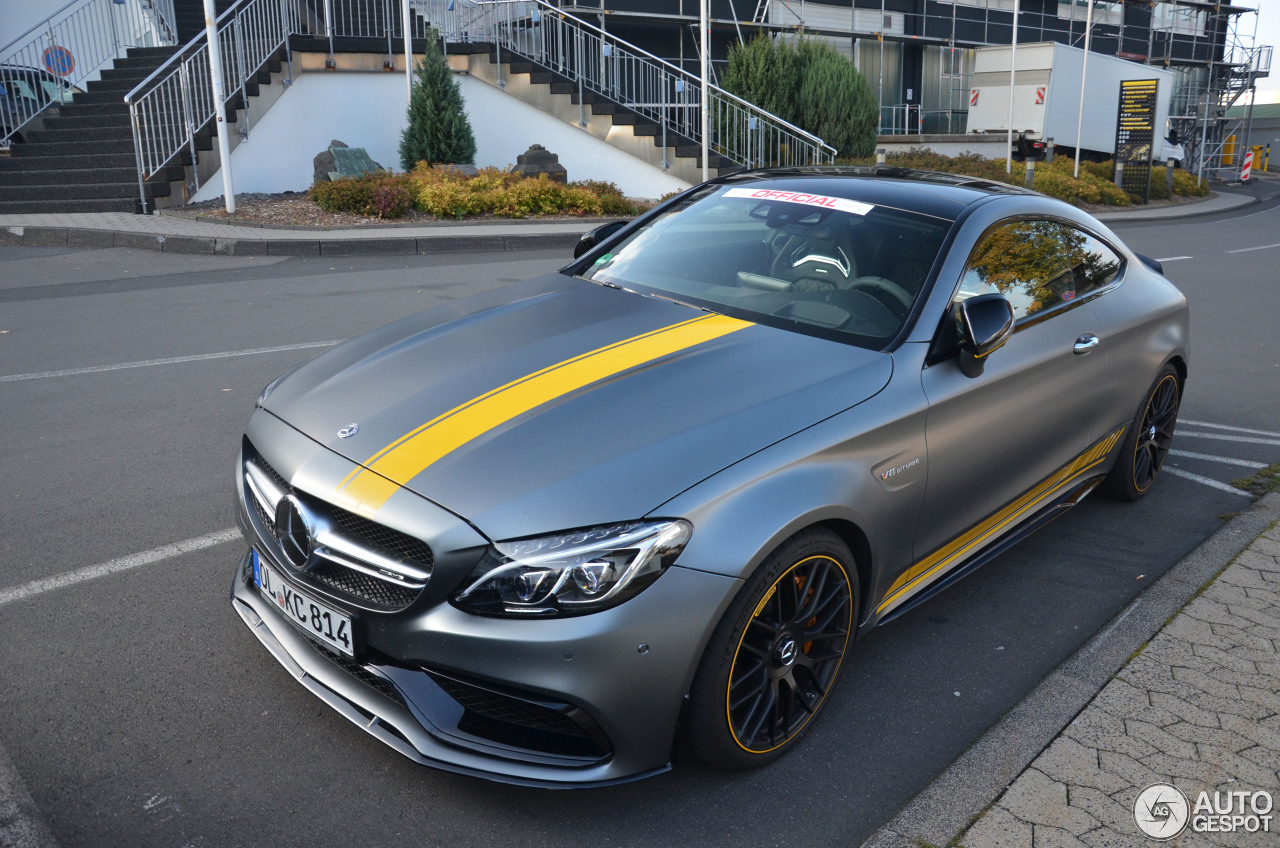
[960,518,1280,848]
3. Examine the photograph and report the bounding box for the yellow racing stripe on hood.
[335,314,754,516]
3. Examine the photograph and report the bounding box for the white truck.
[965,41,1183,162]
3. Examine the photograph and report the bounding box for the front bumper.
[231,547,740,786]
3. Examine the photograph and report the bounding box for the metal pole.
[700,0,709,182]
[1072,0,1094,179]
[1241,83,1257,179]
[204,0,236,213]
[1006,0,1019,173]
[402,0,413,101]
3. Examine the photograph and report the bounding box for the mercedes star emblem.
[274,494,314,570]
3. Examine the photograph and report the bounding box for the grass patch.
[1231,462,1280,496]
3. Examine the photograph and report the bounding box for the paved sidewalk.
[0,186,1257,257]
[864,493,1280,848]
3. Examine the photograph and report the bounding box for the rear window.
[578,181,951,349]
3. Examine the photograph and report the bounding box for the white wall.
[192,70,691,202]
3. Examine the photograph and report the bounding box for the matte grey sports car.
[231,168,1188,787]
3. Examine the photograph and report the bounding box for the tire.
[1101,363,1182,501]
[683,527,858,769]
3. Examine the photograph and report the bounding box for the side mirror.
[573,220,628,259]
[955,293,1014,378]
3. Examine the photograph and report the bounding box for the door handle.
[1073,333,1101,354]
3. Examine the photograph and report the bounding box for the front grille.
[244,439,432,612]
[308,560,419,609]
[431,675,588,738]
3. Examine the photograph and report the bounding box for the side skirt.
[875,475,1105,626]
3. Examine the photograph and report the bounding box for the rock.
[313,139,349,184]
[512,144,567,182]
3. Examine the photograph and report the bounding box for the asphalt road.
[0,194,1277,848]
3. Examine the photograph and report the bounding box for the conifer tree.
[399,35,476,170]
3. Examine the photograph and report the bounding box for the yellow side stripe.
[876,426,1125,616]
[334,314,754,516]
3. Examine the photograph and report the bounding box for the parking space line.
[1180,419,1280,439]
[1225,242,1280,254]
[1163,468,1251,496]
[1167,449,1266,469]
[0,341,342,383]
[1177,431,1280,447]
[0,529,240,607]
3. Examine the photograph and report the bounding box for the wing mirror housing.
[955,293,1015,378]
[573,220,629,259]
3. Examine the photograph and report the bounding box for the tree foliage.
[399,35,476,171]
[723,34,877,159]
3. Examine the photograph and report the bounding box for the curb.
[858,492,1280,848]
[0,226,582,257]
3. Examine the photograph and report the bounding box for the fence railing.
[414,0,835,169]
[125,0,295,211]
[0,0,177,146]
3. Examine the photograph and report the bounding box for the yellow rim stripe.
[334,314,754,516]
[876,425,1126,616]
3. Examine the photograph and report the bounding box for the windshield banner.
[724,187,874,216]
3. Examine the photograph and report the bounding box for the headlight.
[453,520,692,617]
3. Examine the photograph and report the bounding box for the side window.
[956,220,1122,321]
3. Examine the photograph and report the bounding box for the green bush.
[309,174,416,218]
[407,164,642,219]
[399,33,476,170]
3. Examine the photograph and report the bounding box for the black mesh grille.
[329,508,434,571]
[244,439,431,611]
[307,561,419,610]
[308,636,406,708]
[429,673,588,738]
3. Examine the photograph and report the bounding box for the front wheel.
[1101,363,1181,501]
[683,527,857,769]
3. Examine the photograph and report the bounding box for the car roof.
[715,166,1035,221]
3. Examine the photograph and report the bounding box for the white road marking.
[1177,431,1280,447]
[1180,419,1280,439]
[1164,468,1252,495]
[0,341,342,383]
[0,529,240,607]
[1155,256,1193,262]
[1168,449,1265,469]
[1225,241,1280,254]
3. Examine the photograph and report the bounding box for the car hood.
[264,275,892,540]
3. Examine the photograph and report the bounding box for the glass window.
[576,181,952,349]
[956,220,1122,321]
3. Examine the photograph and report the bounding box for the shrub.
[1172,167,1209,196]
[399,33,476,170]
[406,164,642,219]
[309,173,416,218]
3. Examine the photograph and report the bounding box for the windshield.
[579,181,952,349]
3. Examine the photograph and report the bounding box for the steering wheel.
[846,276,913,312]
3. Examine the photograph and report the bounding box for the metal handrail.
[125,0,297,212]
[414,0,835,168]
[0,0,177,146]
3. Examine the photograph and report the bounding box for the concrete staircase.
[0,0,237,214]
[456,43,734,184]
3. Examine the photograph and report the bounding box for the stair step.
[0,198,144,213]
[0,167,154,187]
[55,103,132,118]
[550,81,576,95]
[126,46,180,59]
[570,91,599,105]
[529,71,554,85]
[99,67,159,84]
[507,61,534,74]
[0,181,167,201]
[111,55,174,71]
[11,138,136,156]
[41,114,131,131]
[590,102,618,115]
[26,126,135,144]
[72,90,133,106]
[632,123,660,137]
[0,152,144,171]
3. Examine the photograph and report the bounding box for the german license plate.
[253,550,353,656]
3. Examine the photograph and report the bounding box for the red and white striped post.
[1241,149,1254,182]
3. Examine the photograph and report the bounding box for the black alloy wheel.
[684,528,857,768]
[1103,363,1181,501]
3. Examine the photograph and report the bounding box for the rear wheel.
[684,528,857,769]
[1102,364,1181,501]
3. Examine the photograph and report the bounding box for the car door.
[914,217,1121,568]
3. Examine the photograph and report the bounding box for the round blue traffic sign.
[43,45,75,77]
